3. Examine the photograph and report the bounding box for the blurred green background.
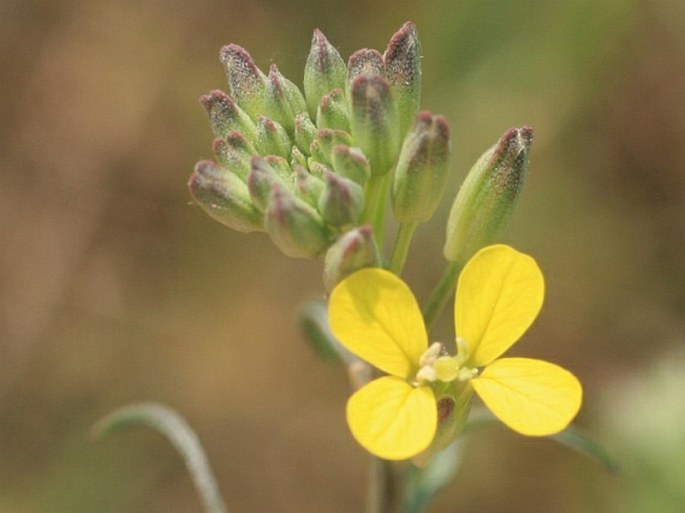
[2,0,684,511]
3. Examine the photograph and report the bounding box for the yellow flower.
[328,244,582,460]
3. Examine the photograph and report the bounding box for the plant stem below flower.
[422,260,462,330]
[388,222,417,275]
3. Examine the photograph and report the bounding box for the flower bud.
[383,22,422,138]
[212,131,257,182]
[290,145,308,169]
[349,74,400,176]
[307,160,330,178]
[316,88,350,132]
[255,116,292,158]
[322,225,381,291]
[247,155,288,212]
[318,171,365,227]
[346,49,384,98]
[264,155,293,181]
[264,184,331,259]
[391,112,450,223]
[331,145,371,186]
[200,90,258,143]
[314,129,353,166]
[443,127,533,263]
[188,160,263,233]
[294,113,317,155]
[304,29,347,119]
[294,165,324,207]
[219,44,267,119]
[264,64,308,135]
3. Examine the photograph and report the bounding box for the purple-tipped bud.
[265,184,331,259]
[316,88,350,132]
[318,171,365,227]
[290,145,308,169]
[347,49,385,89]
[188,160,263,233]
[294,113,317,156]
[383,22,422,137]
[219,44,267,119]
[212,131,257,182]
[392,112,451,223]
[350,75,400,175]
[247,155,289,212]
[200,90,258,142]
[314,129,353,166]
[255,116,292,158]
[304,29,347,118]
[264,64,308,134]
[331,145,371,186]
[444,127,533,263]
[307,160,330,178]
[294,165,324,207]
[323,225,381,291]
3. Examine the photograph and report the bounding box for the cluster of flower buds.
[189,22,452,264]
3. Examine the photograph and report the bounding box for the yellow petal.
[455,244,544,367]
[347,376,437,460]
[329,268,427,378]
[471,357,582,436]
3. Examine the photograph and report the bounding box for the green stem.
[361,175,387,247]
[366,457,397,513]
[422,261,462,331]
[388,222,417,275]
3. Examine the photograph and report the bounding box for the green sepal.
[349,74,400,176]
[316,88,350,132]
[293,165,324,207]
[264,64,308,135]
[212,131,257,182]
[318,170,365,227]
[188,160,264,233]
[322,224,381,291]
[294,113,317,156]
[314,128,353,166]
[304,29,347,119]
[246,155,289,212]
[219,44,266,119]
[331,145,371,186]
[443,127,533,263]
[346,48,384,100]
[383,22,422,138]
[200,90,258,143]
[255,116,292,158]
[392,112,451,223]
[264,184,332,259]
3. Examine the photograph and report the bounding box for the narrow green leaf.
[92,403,228,513]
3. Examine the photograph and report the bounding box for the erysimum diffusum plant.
[94,21,609,513]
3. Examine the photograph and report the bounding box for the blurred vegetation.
[1,0,684,511]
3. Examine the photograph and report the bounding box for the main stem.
[388,222,417,274]
[422,261,462,330]
[366,457,398,513]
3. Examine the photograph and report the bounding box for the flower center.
[413,341,478,386]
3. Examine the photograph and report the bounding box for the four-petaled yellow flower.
[328,244,582,460]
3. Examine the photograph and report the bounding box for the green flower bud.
[200,90,258,143]
[304,29,347,119]
[290,145,308,169]
[307,159,330,178]
[265,184,331,259]
[318,170,365,227]
[294,113,317,155]
[212,131,257,182]
[316,88,350,132]
[264,64,308,135]
[383,22,422,138]
[255,116,292,158]
[349,74,400,176]
[219,44,267,119]
[346,49,384,98]
[331,145,371,186]
[294,165,324,207]
[443,126,533,263]
[314,128,353,166]
[264,155,293,181]
[323,225,381,291]
[247,155,288,212]
[391,112,450,223]
[188,160,263,233]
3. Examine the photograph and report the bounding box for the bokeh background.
[2,0,685,511]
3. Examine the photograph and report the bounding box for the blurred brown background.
[2,0,685,511]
